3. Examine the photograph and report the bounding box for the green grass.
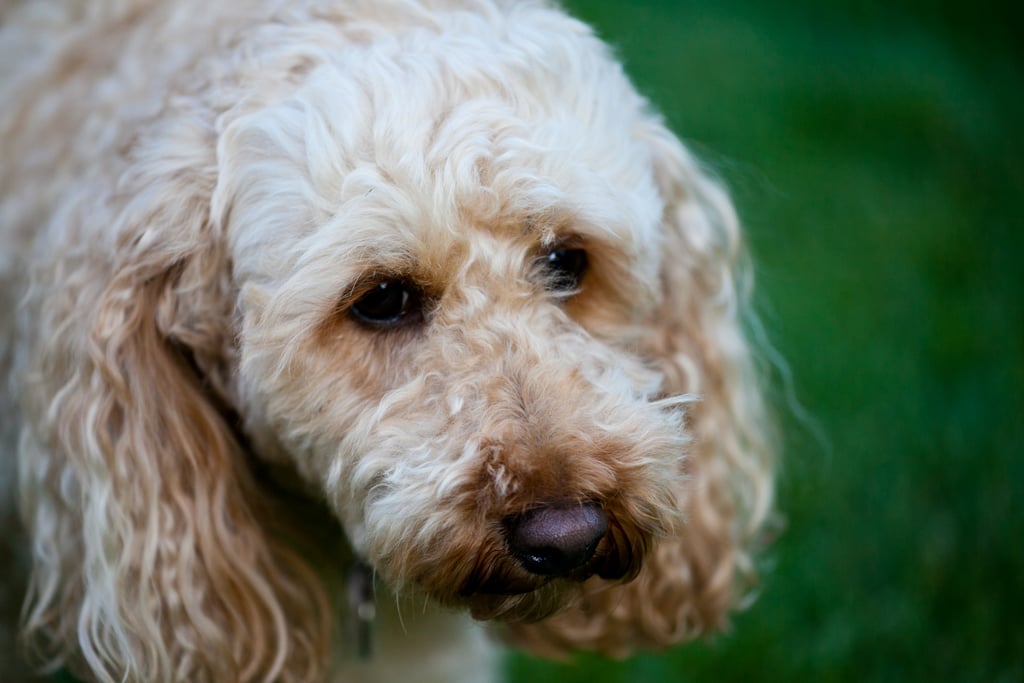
[508,1,1023,681]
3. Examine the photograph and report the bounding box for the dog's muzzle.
[460,500,641,599]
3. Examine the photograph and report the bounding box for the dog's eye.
[350,280,423,327]
[541,248,588,292]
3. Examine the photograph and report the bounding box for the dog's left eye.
[541,248,588,292]
[350,280,423,327]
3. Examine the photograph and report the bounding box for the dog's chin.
[458,556,637,623]
[450,520,647,623]
[463,580,577,622]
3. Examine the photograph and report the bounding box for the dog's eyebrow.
[530,219,630,263]
[517,208,583,245]
[516,203,631,247]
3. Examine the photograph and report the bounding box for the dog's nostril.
[505,503,608,577]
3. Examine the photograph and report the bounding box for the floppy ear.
[507,121,775,657]
[18,124,329,682]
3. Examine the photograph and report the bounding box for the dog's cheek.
[237,294,423,455]
[354,475,484,591]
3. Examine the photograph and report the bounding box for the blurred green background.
[509,0,1022,681]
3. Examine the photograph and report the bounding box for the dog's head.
[220,41,697,622]
[19,3,773,681]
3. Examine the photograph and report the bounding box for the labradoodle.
[0,1,774,681]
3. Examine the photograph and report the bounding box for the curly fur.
[0,1,775,681]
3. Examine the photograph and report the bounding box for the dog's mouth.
[454,506,646,621]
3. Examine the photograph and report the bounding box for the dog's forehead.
[224,6,666,299]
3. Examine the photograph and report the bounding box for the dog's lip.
[458,534,623,597]
[463,573,549,597]
[457,556,550,597]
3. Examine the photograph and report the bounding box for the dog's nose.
[505,503,608,577]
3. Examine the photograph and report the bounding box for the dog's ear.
[18,124,329,682]
[508,122,774,656]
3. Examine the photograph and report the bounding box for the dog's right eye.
[350,280,423,327]
[541,247,588,293]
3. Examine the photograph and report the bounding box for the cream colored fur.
[0,1,774,681]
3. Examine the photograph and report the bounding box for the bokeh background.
[508,0,1023,681]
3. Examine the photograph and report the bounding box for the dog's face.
[16,5,771,679]
[214,30,689,620]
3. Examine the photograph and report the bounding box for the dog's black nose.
[506,503,608,577]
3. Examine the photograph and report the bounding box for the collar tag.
[346,561,376,660]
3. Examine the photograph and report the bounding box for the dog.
[0,1,775,681]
